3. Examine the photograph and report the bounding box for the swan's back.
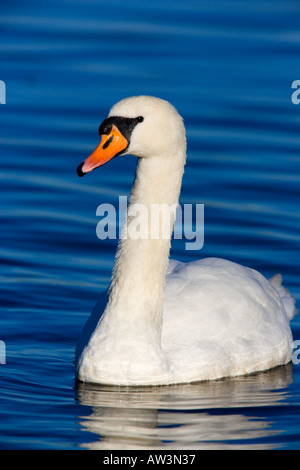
[162,258,296,383]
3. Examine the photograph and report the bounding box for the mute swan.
[75,95,297,385]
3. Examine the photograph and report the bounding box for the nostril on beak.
[102,135,114,150]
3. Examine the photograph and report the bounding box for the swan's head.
[77,95,186,177]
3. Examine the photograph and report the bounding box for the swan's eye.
[99,123,112,135]
[98,115,143,144]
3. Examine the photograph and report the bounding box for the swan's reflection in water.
[76,364,293,450]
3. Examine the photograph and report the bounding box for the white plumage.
[75,96,297,385]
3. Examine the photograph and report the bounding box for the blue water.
[1,0,300,450]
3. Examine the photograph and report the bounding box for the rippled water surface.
[1,0,300,450]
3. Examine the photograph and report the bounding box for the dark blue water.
[1,0,300,450]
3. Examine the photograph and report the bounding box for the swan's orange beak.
[77,125,128,177]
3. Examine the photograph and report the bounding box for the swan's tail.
[269,273,297,321]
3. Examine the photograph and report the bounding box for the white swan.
[75,95,297,386]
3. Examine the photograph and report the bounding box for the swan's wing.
[75,290,108,364]
[162,258,295,381]
[269,273,297,321]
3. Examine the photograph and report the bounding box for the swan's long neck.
[103,146,185,346]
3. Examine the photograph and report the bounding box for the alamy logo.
[0,81,6,104]
[96,197,204,251]
[0,341,6,364]
[291,80,300,105]
[292,340,300,365]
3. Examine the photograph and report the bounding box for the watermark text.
[0,341,6,364]
[96,196,204,251]
[291,80,300,104]
[0,81,6,104]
